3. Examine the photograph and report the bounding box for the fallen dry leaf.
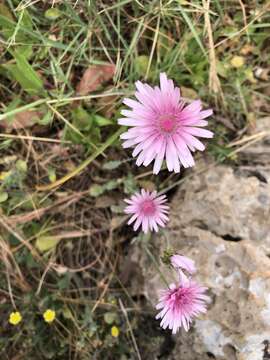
[1,110,40,130]
[76,63,116,96]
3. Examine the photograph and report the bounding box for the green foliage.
[0,6,33,57]
[63,106,113,148]
[0,159,27,190]
[4,51,45,96]
[103,160,122,170]
[89,180,119,197]
[123,173,137,194]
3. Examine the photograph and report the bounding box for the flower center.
[141,200,156,216]
[159,114,176,134]
[174,287,192,305]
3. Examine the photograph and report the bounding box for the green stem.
[143,242,169,287]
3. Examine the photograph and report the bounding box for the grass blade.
[178,4,207,57]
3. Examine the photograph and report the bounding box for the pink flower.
[119,73,213,174]
[124,189,169,233]
[156,274,209,334]
[171,254,196,274]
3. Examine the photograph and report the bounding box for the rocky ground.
[125,117,270,359]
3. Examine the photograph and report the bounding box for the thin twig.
[145,15,160,80]
[238,0,248,33]
[36,257,53,295]
[229,134,269,156]
[119,299,142,360]
[228,131,269,147]
[0,133,71,144]
[143,242,169,287]
[203,0,224,101]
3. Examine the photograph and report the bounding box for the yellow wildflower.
[111,326,119,338]
[9,311,22,325]
[43,309,56,323]
[0,171,11,181]
[230,56,245,68]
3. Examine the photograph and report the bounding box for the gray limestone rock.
[129,163,270,359]
[169,166,270,254]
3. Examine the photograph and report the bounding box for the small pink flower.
[124,189,169,233]
[156,274,209,334]
[171,254,196,274]
[119,73,213,174]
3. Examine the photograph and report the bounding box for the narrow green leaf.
[178,5,207,57]
[0,4,14,39]
[37,110,53,125]
[71,107,93,130]
[6,51,45,95]
[93,114,113,127]
[0,8,33,58]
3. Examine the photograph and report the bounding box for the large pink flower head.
[124,189,169,233]
[156,273,209,334]
[119,73,213,174]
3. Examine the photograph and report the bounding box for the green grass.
[0,0,269,359]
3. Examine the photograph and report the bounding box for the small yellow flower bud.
[43,309,56,323]
[111,326,119,338]
[9,311,22,325]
